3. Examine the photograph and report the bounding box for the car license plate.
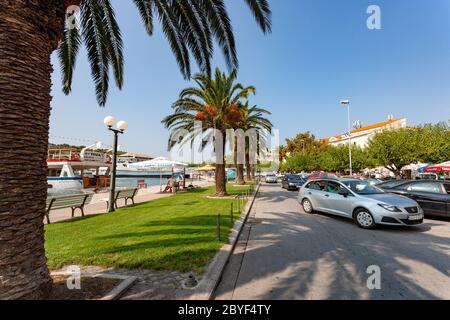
[409,214,423,221]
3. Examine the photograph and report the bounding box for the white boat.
[47,148,112,193]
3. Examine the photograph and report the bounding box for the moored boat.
[47,148,112,193]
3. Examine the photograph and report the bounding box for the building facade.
[322,117,407,148]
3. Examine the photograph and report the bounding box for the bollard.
[216,213,221,241]
[230,202,234,225]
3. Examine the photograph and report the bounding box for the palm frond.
[133,0,154,35]
[81,0,111,105]
[58,26,81,95]
[244,0,272,33]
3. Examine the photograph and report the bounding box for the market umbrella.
[424,161,450,173]
[130,157,186,191]
[196,165,216,172]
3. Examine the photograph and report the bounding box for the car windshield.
[378,180,406,189]
[321,174,338,180]
[343,181,384,195]
[287,175,302,181]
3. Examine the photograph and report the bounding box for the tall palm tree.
[0,0,271,299]
[162,68,255,196]
[232,133,247,185]
[238,102,272,180]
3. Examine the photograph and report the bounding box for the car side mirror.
[338,189,349,197]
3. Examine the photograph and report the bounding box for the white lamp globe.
[117,121,128,132]
[104,116,116,128]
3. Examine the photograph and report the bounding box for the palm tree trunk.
[245,150,251,181]
[234,136,245,185]
[0,0,66,299]
[215,132,228,197]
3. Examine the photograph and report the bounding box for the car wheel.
[302,199,314,214]
[354,209,376,229]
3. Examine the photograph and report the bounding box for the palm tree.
[162,68,255,196]
[0,0,271,299]
[238,102,272,180]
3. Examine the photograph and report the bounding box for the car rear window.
[401,182,443,194]
[443,183,450,195]
[380,180,406,189]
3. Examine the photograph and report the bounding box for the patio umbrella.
[424,161,450,173]
[196,165,216,172]
[129,157,186,191]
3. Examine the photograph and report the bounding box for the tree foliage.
[59,0,272,105]
[280,122,450,175]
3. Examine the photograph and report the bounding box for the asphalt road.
[214,183,450,300]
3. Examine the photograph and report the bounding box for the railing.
[48,149,80,161]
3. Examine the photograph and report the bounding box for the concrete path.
[214,183,450,300]
[45,180,213,224]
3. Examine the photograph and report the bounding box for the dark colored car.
[281,175,305,191]
[380,180,450,218]
[376,180,408,189]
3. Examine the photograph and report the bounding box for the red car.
[308,172,339,181]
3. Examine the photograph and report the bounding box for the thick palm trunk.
[233,136,245,185]
[215,132,228,197]
[245,146,252,181]
[0,0,65,299]
[246,162,252,181]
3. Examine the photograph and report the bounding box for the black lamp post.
[104,116,128,213]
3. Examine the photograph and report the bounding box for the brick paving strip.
[51,266,195,300]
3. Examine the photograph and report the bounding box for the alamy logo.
[66,265,81,290]
[367,5,382,30]
[366,265,381,290]
[66,5,81,30]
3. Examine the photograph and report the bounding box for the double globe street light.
[104,116,128,213]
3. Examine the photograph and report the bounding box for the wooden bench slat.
[45,193,94,223]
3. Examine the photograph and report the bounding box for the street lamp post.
[340,100,353,176]
[104,116,128,213]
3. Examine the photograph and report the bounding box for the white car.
[265,174,278,183]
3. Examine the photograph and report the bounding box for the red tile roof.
[322,118,405,143]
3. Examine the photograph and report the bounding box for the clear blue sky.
[50,0,450,156]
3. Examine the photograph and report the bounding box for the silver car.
[265,174,278,183]
[298,179,424,229]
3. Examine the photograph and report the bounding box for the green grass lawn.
[45,184,253,273]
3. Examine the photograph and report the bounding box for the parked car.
[379,180,450,218]
[363,178,383,186]
[376,180,408,189]
[415,173,438,180]
[282,174,305,191]
[265,174,278,183]
[298,179,424,229]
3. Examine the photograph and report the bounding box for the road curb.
[189,183,261,300]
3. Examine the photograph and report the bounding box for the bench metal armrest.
[46,198,56,213]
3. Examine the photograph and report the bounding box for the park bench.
[103,188,139,209]
[45,193,94,224]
